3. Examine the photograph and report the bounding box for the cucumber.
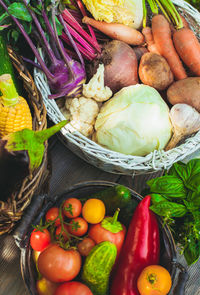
[0,33,18,91]
[81,185,132,215]
[81,241,117,295]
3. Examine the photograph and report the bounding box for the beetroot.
[89,40,139,93]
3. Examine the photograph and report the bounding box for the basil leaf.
[150,201,187,217]
[187,191,200,208]
[184,236,200,265]
[150,193,168,205]
[184,159,200,192]
[168,161,187,180]
[147,175,187,199]
[8,3,32,22]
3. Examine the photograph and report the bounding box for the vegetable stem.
[0,0,54,81]
[22,0,58,64]
[0,74,19,106]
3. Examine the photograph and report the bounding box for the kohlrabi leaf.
[8,3,32,22]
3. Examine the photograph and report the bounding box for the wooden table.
[0,137,199,295]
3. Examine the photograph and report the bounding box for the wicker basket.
[0,47,49,235]
[34,0,200,176]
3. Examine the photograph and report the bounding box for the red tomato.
[37,244,81,283]
[68,217,88,237]
[63,198,82,218]
[36,277,59,295]
[55,224,69,242]
[45,207,63,226]
[88,222,126,257]
[54,281,93,295]
[77,237,96,256]
[30,229,51,252]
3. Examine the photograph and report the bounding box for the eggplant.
[0,120,67,201]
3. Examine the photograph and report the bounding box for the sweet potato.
[167,77,200,111]
[139,52,174,90]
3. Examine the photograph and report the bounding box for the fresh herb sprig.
[147,158,200,265]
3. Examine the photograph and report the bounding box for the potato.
[167,77,200,111]
[139,52,174,90]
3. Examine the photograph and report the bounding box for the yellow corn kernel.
[0,96,32,137]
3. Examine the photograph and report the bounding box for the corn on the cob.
[0,74,32,137]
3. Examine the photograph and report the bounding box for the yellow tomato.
[36,277,59,295]
[137,265,172,295]
[82,198,106,224]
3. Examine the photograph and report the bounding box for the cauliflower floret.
[83,64,112,102]
[65,96,99,137]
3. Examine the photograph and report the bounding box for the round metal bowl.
[14,181,187,295]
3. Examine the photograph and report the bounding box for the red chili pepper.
[111,195,160,295]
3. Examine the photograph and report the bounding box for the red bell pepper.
[88,208,126,257]
[111,195,160,295]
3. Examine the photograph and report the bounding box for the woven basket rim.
[34,0,200,175]
[0,48,49,235]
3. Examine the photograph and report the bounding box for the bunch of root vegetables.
[62,0,200,151]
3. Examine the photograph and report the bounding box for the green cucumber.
[81,185,132,215]
[0,33,18,91]
[81,241,117,295]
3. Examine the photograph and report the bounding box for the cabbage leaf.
[82,0,143,28]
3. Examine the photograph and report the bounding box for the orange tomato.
[82,199,105,224]
[137,265,172,295]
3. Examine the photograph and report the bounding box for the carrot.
[151,14,187,80]
[82,16,145,46]
[142,27,160,54]
[173,27,200,76]
[170,14,190,33]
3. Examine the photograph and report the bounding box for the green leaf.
[184,159,200,192]
[147,175,187,199]
[168,161,187,180]
[150,193,168,205]
[184,236,200,265]
[8,3,32,22]
[150,201,187,217]
[187,191,200,208]
[11,29,19,42]
[49,17,63,36]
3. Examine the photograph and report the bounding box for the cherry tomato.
[36,277,59,295]
[137,265,172,295]
[82,199,105,224]
[30,229,51,252]
[37,244,81,283]
[63,198,82,218]
[77,237,96,256]
[55,224,69,242]
[45,207,63,226]
[54,281,93,295]
[68,217,88,236]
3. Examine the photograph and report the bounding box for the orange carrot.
[142,27,160,54]
[173,27,200,77]
[82,16,145,46]
[151,14,187,80]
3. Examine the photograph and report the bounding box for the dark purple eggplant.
[0,120,67,201]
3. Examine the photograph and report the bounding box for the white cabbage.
[94,84,172,156]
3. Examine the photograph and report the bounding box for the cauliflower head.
[83,64,112,102]
[65,97,99,137]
